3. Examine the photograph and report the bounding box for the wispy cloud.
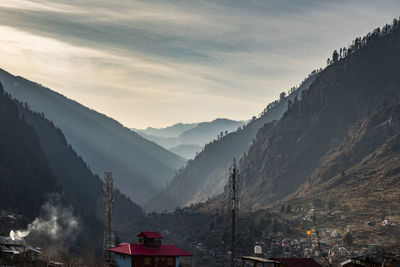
[0,0,399,128]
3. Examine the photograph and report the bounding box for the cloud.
[0,0,67,12]
[0,0,399,127]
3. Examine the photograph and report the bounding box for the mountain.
[136,118,245,159]
[0,83,58,221]
[0,70,186,205]
[0,81,144,252]
[178,118,245,146]
[134,123,197,138]
[145,72,317,212]
[16,100,144,223]
[238,19,400,210]
[128,19,400,266]
[287,100,400,248]
[297,99,400,201]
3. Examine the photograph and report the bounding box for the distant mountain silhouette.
[145,72,317,212]
[136,119,245,159]
[0,70,186,205]
[179,118,245,146]
[134,123,197,138]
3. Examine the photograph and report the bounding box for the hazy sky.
[1,0,399,128]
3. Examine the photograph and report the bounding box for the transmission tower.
[103,172,115,267]
[229,158,240,267]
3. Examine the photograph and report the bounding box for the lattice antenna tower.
[103,171,115,267]
[229,158,240,267]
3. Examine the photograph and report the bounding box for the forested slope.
[0,82,58,221]
[0,71,185,205]
[17,102,145,223]
[0,81,144,252]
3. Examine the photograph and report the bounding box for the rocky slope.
[238,19,400,209]
[278,100,400,255]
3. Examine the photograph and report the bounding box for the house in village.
[0,236,41,259]
[0,236,42,266]
[109,231,193,267]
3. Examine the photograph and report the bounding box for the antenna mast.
[103,171,115,267]
[229,158,240,267]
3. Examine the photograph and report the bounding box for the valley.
[0,3,400,267]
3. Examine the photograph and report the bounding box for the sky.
[0,0,399,129]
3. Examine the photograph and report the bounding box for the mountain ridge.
[0,69,185,205]
[238,19,400,210]
[134,122,198,139]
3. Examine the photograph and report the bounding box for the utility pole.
[103,172,115,267]
[229,158,240,267]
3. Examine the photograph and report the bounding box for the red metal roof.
[137,231,163,239]
[109,243,193,257]
[271,258,321,267]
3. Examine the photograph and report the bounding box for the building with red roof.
[109,231,193,267]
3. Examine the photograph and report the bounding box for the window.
[144,257,151,265]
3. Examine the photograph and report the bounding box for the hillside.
[0,82,102,252]
[0,81,144,254]
[16,101,144,223]
[126,19,400,267]
[294,99,400,222]
[137,118,245,159]
[145,73,317,212]
[238,19,400,209]
[0,82,58,221]
[0,70,186,205]
[267,100,400,261]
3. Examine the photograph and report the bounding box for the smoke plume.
[9,194,79,241]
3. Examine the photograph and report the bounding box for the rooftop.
[137,231,163,239]
[242,256,280,263]
[109,243,193,257]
